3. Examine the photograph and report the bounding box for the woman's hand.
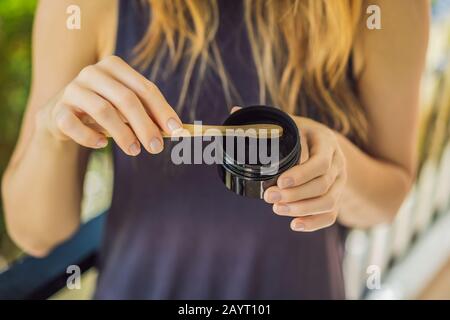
[264,117,347,232]
[37,55,182,155]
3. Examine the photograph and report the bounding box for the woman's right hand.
[38,55,183,156]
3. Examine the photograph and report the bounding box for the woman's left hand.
[264,117,347,232]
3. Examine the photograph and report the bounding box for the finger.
[55,107,108,149]
[272,175,344,217]
[97,56,182,134]
[290,212,338,232]
[299,127,309,164]
[264,168,338,204]
[277,133,335,189]
[63,82,142,156]
[76,66,164,154]
[264,152,341,203]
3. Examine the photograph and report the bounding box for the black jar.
[218,106,301,199]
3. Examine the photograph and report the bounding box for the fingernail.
[280,177,294,189]
[275,204,290,215]
[149,137,163,153]
[167,118,182,133]
[267,191,281,202]
[129,142,141,156]
[230,106,242,113]
[293,221,305,231]
[96,138,108,148]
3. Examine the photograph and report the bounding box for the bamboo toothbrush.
[82,116,284,138]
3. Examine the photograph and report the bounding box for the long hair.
[133,0,367,145]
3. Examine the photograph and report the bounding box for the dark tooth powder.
[218,105,301,199]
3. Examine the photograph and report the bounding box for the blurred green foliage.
[0,0,37,263]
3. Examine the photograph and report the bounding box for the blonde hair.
[133,0,367,145]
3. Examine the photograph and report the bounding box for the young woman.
[2,0,429,299]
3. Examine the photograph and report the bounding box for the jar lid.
[220,106,301,181]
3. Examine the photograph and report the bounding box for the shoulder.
[353,0,430,79]
[36,0,116,29]
[36,0,118,59]
[37,0,116,21]
[361,0,430,47]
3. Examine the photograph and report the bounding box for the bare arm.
[1,0,104,256]
[264,0,429,230]
[1,0,182,256]
[338,0,429,227]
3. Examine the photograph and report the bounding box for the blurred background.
[0,0,449,300]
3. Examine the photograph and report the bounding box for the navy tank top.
[94,0,347,299]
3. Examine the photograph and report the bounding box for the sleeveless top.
[94,0,347,299]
